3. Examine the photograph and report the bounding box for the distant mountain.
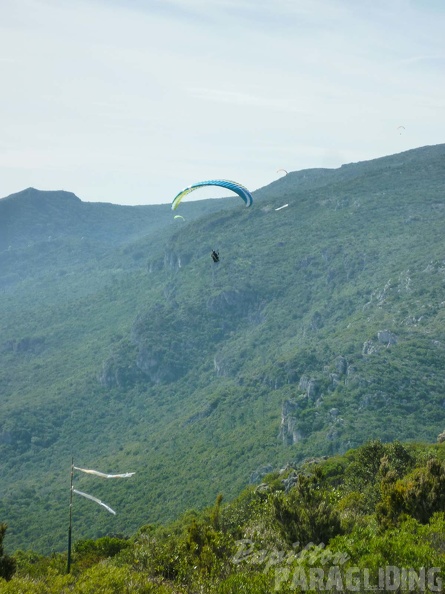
[0,187,237,252]
[1,144,445,553]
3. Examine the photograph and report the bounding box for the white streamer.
[73,489,116,515]
[74,466,135,479]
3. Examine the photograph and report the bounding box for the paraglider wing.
[174,215,185,220]
[276,169,288,175]
[171,179,253,210]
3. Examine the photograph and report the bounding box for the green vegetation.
[1,441,445,592]
[1,145,445,556]
[0,525,16,581]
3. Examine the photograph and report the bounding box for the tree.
[271,467,342,546]
[0,523,16,581]
[377,458,445,527]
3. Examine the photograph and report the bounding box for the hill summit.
[1,187,81,203]
[0,187,151,251]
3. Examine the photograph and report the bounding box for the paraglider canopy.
[171,179,253,210]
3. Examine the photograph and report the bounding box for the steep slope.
[1,144,445,553]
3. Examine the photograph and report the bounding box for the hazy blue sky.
[1,0,444,205]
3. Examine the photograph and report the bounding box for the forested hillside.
[1,144,445,553]
[2,440,445,593]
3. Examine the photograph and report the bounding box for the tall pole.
[67,457,74,574]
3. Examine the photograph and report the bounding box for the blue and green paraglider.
[171,179,253,210]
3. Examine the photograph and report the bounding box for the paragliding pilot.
[211,250,220,263]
